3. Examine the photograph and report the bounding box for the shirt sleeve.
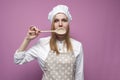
[75,44,84,80]
[14,41,40,65]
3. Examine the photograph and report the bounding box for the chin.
[56,34,66,39]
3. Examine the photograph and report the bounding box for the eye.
[62,19,68,22]
[54,19,59,22]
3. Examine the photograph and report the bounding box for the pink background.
[0,0,120,80]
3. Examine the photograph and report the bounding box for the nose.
[59,21,63,27]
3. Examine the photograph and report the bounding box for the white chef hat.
[48,5,72,23]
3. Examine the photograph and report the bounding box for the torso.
[42,51,76,80]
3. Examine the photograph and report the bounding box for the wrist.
[24,37,32,41]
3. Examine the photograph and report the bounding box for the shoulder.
[70,38,82,47]
[39,36,51,41]
[70,38,83,57]
[38,36,51,45]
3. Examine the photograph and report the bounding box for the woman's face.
[52,13,69,40]
[53,13,69,31]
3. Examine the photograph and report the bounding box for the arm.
[75,44,84,80]
[17,37,31,52]
[14,26,40,64]
[17,26,40,52]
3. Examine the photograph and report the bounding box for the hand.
[26,26,40,40]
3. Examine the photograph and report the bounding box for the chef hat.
[48,5,72,23]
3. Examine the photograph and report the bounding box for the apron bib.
[42,51,76,80]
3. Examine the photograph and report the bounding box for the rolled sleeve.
[14,50,26,65]
[14,42,40,65]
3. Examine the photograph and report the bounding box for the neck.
[56,35,66,41]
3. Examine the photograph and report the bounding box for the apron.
[42,51,76,80]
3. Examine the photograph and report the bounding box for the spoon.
[40,27,66,35]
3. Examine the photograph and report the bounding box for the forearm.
[17,26,40,52]
[17,37,31,52]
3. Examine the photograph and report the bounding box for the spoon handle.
[40,30,55,33]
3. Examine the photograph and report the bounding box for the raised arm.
[18,26,40,52]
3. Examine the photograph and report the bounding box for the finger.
[29,26,37,31]
[28,30,36,35]
[35,28,40,34]
[29,26,40,35]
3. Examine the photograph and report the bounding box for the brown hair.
[50,19,73,55]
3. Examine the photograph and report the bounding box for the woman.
[14,5,84,80]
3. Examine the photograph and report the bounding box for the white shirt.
[14,36,84,80]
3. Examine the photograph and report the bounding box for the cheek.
[64,23,69,29]
[54,23,58,29]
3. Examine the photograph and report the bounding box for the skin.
[53,13,69,41]
[17,13,69,52]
